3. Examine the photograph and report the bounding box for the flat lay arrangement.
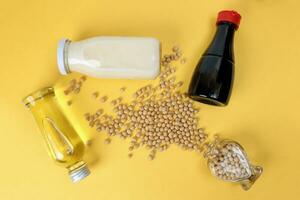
[23,10,262,189]
[3,1,300,200]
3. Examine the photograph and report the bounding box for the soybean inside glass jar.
[203,136,263,190]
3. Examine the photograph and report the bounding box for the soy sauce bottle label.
[188,10,241,106]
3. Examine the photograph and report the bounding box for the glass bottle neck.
[204,22,236,62]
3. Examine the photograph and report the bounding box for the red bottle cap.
[217,10,241,29]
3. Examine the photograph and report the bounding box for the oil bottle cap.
[217,10,241,29]
[69,163,90,183]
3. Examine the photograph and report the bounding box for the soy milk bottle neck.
[57,39,72,75]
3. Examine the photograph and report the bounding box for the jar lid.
[22,87,54,108]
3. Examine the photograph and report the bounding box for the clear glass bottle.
[203,136,262,190]
[23,87,90,183]
[57,36,161,79]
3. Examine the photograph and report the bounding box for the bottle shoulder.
[201,54,235,64]
[204,23,236,61]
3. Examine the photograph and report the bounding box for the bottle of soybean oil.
[23,87,90,183]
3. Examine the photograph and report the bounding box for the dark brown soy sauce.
[188,21,238,106]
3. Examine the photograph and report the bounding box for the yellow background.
[1,0,300,199]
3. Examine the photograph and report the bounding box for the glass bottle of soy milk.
[23,87,90,183]
[57,36,160,79]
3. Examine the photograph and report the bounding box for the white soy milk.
[57,36,160,79]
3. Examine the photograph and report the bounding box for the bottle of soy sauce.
[188,10,241,106]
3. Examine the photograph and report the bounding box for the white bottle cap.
[57,39,70,75]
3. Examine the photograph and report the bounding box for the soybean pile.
[65,46,207,160]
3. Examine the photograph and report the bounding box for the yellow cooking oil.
[23,87,90,183]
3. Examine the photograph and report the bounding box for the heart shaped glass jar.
[203,136,263,190]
